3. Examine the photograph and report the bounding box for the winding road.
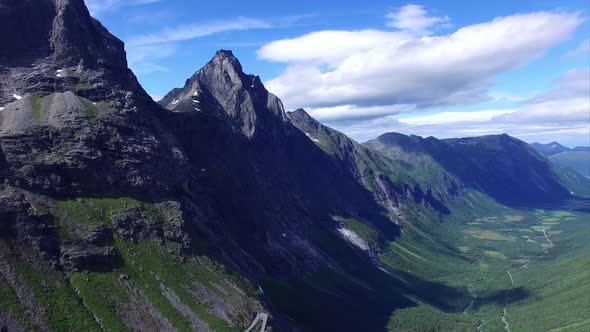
[245,313,268,332]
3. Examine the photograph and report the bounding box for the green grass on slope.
[114,239,245,332]
[8,196,263,332]
[342,217,382,249]
[31,96,44,120]
[70,272,131,332]
[4,245,102,331]
[0,274,35,331]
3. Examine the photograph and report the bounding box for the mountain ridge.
[0,1,588,330]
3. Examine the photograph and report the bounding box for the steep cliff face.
[0,0,188,197]
[160,50,288,139]
[158,53,401,276]
[288,109,457,216]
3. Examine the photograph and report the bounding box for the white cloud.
[259,11,580,116]
[84,0,159,16]
[128,17,271,46]
[399,109,516,125]
[326,97,589,145]
[308,104,416,122]
[126,43,177,75]
[386,4,450,36]
[531,67,590,102]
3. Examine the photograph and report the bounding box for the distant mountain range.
[0,1,589,331]
[531,142,590,178]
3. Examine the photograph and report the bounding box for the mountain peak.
[160,50,288,138]
[0,0,147,105]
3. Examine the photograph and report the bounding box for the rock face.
[0,0,189,197]
[160,50,288,139]
[0,0,145,104]
[288,109,456,215]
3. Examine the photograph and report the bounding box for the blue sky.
[86,0,590,146]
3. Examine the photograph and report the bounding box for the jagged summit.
[160,50,288,138]
[0,0,147,105]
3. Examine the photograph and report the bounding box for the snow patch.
[12,94,22,100]
[304,132,320,143]
[338,228,370,252]
[192,100,200,103]
[193,90,199,96]
[281,233,287,238]
[0,107,4,111]
[194,107,203,112]
[171,99,180,105]
[257,285,264,294]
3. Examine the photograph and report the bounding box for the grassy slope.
[1,197,263,332]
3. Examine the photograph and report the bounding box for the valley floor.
[384,195,590,332]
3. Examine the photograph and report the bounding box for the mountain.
[1,1,589,331]
[366,133,572,207]
[531,142,570,156]
[287,109,458,216]
[549,150,590,178]
[530,142,590,188]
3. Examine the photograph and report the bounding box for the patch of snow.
[338,228,370,252]
[194,107,203,112]
[92,102,97,105]
[56,74,62,78]
[570,191,575,195]
[12,94,22,100]
[171,98,180,105]
[551,144,558,148]
[56,69,63,73]
[0,107,4,111]
[192,91,199,96]
[281,233,286,238]
[257,285,264,294]
[251,84,255,88]
[304,132,320,143]
[192,100,200,103]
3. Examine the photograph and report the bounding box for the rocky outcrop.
[113,207,163,243]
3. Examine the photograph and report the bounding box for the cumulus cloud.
[386,4,450,36]
[259,11,580,116]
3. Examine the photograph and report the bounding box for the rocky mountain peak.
[287,108,315,123]
[0,0,147,106]
[160,50,288,139]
